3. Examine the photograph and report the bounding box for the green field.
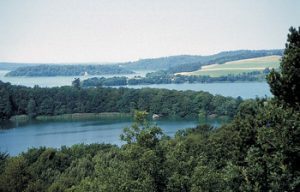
[178,55,281,77]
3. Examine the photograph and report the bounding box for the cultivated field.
[178,55,281,77]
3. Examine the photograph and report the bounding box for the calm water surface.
[0,70,272,155]
[118,82,272,99]
[0,118,224,156]
[0,70,151,87]
[0,70,271,98]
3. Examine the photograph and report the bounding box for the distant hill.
[1,49,283,75]
[5,64,134,77]
[121,55,205,70]
[121,49,283,72]
[178,55,281,77]
[0,62,37,71]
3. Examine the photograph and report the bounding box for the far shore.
[9,112,132,122]
[7,112,230,124]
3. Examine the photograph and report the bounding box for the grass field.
[178,55,281,77]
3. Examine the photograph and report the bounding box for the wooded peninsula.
[0,27,299,192]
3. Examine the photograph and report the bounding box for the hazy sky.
[0,0,299,63]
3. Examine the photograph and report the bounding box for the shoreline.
[9,112,132,122]
[8,112,229,123]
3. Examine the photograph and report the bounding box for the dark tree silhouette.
[267,26,300,108]
[72,78,81,89]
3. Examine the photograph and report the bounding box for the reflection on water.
[0,117,227,156]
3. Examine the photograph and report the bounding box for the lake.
[0,70,272,99]
[0,70,272,155]
[0,70,151,87]
[117,82,272,99]
[0,117,224,156]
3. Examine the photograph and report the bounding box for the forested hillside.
[2,50,283,76]
[0,28,298,192]
[122,49,283,72]
[5,64,134,77]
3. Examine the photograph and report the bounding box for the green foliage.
[186,55,280,77]
[82,76,127,87]
[0,28,298,192]
[83,70,271,87]
[0,100,299,191]
[0,82,12,119]
[121,111,163,148]
[26,98,37,118]
[123,49,283,72]
[0,82,240,120]
[5,64,134,77]
[0,151,8,174]
[0,156,30,192]
[72,78,81,89]
[267,26,300,107]
[239,102,300,191]
[191,164,224,192]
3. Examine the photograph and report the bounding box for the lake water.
[0,118,224,156]
[0,70,272,155]
[117,82,272,99]
[0,70,272,99]
[0,70,151,87]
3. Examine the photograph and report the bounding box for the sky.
[0,0,299,63]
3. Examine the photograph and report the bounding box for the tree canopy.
[0,27,299,192]
[0,81,240,120]
[267,26,300,108]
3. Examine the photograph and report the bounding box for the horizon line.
[0,48,283,64]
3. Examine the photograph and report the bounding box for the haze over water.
[1,0,299,63]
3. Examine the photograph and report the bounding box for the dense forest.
[5,64,134,77]
[122,49,283,72]
[82,70,269,87]
[0,80,241,120]
[0,28,298,192]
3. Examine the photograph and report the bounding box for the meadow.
[179,55,281,77]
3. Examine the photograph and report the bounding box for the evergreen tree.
[72,78,81,89]
[26,99,37,118]
[0,88,12,120]
[267,26,300,108]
